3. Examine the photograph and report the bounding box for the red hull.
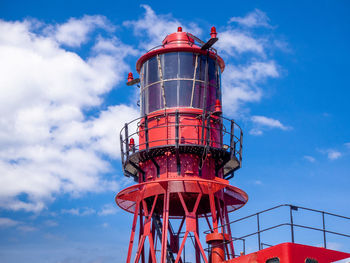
[226,243,350,263]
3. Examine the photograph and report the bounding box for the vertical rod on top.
[257,213,261,250]
[322,212,327,248]
[290,206,295,243]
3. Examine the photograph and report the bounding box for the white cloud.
[0,18,139,212]
[44,220,58,227]
[249,129,263,136]
[54,15,114,47]
[304,155,316,163]
[98,203,118,216]
[216,30,265,56]
[251,116,289,130]
[124,5,202,50]
[17,225,37,232]
[61,207,95,216]
[318,149,342,160]
[249,116,290,135]
[0,217,20,227]
[229,9,271,28]
[222,61,278,116]
[327,150,342,160]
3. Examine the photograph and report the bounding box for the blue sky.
[0,0,350,262]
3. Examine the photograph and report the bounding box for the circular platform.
[115,178,248,218]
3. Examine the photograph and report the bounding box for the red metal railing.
[204,204,350,257]
[120,110,243,179]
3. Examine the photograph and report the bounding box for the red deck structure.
[115,27,350,263]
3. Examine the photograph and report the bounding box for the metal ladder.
[153,214,176,263]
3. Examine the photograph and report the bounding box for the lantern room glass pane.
[146,57,159,85]
[141,89,145,115]
[206,84,216,111]
[193,82,205,108]
[195,55,207,81]
[162,53,178,79]
[179,53,196,79]
[208,58,217,85]
[164,81,178,107]
[148,83,161,113]
[178,80,192,106]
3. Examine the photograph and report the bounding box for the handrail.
[119,110,243,179]
[204,204,350,257]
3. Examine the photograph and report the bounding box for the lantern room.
[136,27,225,115]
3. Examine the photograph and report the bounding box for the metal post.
[239,130,243,165]
[290,206,295,243]
[125,123,129,159]
[230,120,234,159]
[120,133,125,167]
[243,239,246,256]
[322,212,327,248]
[257,213,261,250]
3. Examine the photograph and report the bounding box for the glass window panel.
[148,83,161,113]
[193,82,205,108]
[141,63,146,88]
[146,56,159,85]
[196,55,207,81]
[178,80,192,107]
[208,58,217,87]
[179,53,195,79]
[206,84,216,111]
[141,89,145,115]
[144,87,149,114]
[164,80,178,107]
[163,53,178,80]
[305,259,318,263]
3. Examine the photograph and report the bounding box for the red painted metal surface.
[225,243,350,263]
[138,109,222,152]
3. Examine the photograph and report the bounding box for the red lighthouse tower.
[116,27,248,263]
